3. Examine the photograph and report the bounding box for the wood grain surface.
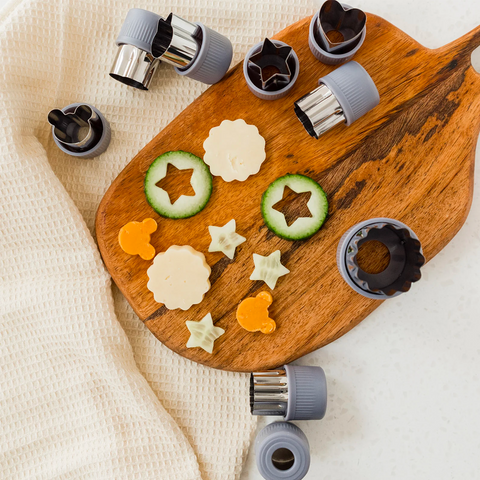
[96,14,480,372]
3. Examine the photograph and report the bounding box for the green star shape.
[186,313,225,354]
[250,249,290,290]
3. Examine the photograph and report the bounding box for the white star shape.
[186,313,225,354]
[250,250,290,290]
[208,219,246,259]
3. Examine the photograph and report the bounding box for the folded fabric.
[0,0,312,478]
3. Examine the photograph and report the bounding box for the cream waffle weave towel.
[0,0,313,478]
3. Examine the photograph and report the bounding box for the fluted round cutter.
[294,61,379,139]
[244,38,299,100]
[250,365,327,421]
[337,218,425,299]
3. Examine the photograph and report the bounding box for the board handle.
[445,24,480,68]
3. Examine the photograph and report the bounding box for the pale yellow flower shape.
[147,245,211,310]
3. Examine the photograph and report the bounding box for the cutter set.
[47,3,428,480]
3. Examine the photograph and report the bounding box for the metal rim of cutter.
[152,13,199,68]
[336,217,425,299]
[110,45,160,91]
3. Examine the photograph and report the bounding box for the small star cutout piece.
[250,250,290,290]
[186,313,225,354]
[208,219,246,259]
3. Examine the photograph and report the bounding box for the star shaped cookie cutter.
[48,103,111,158]
[247,38,294,91]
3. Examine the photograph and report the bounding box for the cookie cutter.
[294,61,379,139]
[309,1,366,65]
[255,422,310,480]
[337,218,426,299]
[243,38,300,101]
[48,103,111,158]
[250,365,327,421]
[110,9,233,90]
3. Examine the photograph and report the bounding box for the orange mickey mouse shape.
[118,218,157,260]
[236,291,276,334]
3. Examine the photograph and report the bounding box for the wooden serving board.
[96,14,480,372]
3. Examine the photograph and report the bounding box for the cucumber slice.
[261,174,328,240]
[144,151,213,219]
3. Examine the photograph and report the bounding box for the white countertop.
[2,0,478,478]
[241,1,480,479]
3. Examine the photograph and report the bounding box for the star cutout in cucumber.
[208,219,246,259]
[250,250,290,290]
[186,313,225,354]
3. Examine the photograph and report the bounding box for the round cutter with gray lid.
[294,61,379,139]
[110,9,233,89]
[110,8,162,90]
[244,38,300,101]
[255,422,310,480]
[48,103,111,159]
[250,365,327,421]
[337,218,425,299]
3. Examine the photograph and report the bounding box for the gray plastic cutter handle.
[284,365,327,421]
[115,8,162,54]
[255,422,310,480]
[320,61,379,125]
[175,22,233,84]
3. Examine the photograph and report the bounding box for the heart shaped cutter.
[309,1,367,65]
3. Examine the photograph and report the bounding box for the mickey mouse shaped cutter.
[48,103,111,159]
[337,218,425,299]
[243,38,300,100]
[309,0,367,65]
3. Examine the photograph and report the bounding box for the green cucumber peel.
[144,151,213,219]
[261,173,329,241]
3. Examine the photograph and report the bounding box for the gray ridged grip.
[284,365,327,421]
[308,10,366,65]
[51,103,111,159]
[115,8,161,54]
[320,61,379,125]
[255,422,310,480]
[243,40,300,100]
[175,23,232,84]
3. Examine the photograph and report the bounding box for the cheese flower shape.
[203,119,266,182]
[147,246,211,310]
